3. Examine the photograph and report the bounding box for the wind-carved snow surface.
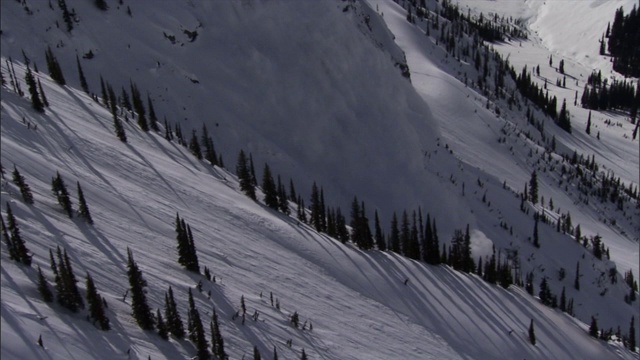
[0,0,638,359]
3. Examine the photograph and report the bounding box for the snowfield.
[1,0,638,359]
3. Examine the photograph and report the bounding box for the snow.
[1,0,638,359]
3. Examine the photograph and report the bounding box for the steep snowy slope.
[1,0,639,358]
[1,59,637,360]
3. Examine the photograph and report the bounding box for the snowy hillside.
[1,0,638,359]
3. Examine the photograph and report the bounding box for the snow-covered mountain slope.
[1,59,637,360]
[1,0,638,359]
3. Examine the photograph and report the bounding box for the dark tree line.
[604,5,640,77]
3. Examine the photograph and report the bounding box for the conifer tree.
[249,153,257,187]
[126,248,155,330]
[560,286,567,312]
[253,346,261,360]
[175,213,190,268]
[37,266,54,303]
[164,286,185,339]
[12,165,34,205]
[130,82,148,131]
[574,261,581,290]
[586,111,592,134]
[186,224,200,273]
[37,78,49,107]
[529,318,536,345]
[156,309,168,340]
[59,0,73,32]
[95,0,108,11]
[389,212,400,253]
[276,175,289,215]
[76,55,88,93]
[629,316,636,352]
[147,95,159,132]
[273,346,278,360]
[262,163,278,210]
[210,309,226,359]
[187,289,210,359]
[4,202,31,265]
[310,183,322,232]
[86,272,110,330]
[62,248,84,310]
[529,171,539,205]
[25,65,44,113]
[201,124,218,166]
[374,210,386,251]
[52,172,73,218]
[236,150,256,200]
[76,182,93,224]
[300,348,308,360]
[100,76,108,106]
[189,130,203,159]
[45,46,65,85]
[589,316,599,337]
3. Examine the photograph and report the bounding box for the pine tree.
[249,153,257,187]
[201,124,217,166]
[374,210,386,251]
[52,246,82,312]
[175,213,190,268]
[59,0,73,32]
[529,318,536,345]
[164,286,185,339]
[130,82,148,131]
[51,172,73,218]
[37,266,54,303]
[589,316,599,338]
[186,224,200,273]
[12,165,34,205]
[45,46,65,85]
[62,248,84,310]
[147,94,159,132]
[574,261,580,290]
[76,55,88,93]
[126,248,155,330]
[529,171,539,204]
[211,308,226,359]
[86,272,110,330]
[629,316,636,352]
[253,346,261,360]
[276,175,289,215]
[586,111,592,134]
[273,346,278,360]
[189,130,203,159]
[76,182,93,224]
[236,150,256,200]
[24,65,44,113]
[37,78,49,107]
[389,212,400,253]
[187,289,210,359]
[4,202,31,265]
[559,286,567,312]
[156,309,168,340]
[113,113,127,142]
[300,348,308,360]
[262,163,278,210]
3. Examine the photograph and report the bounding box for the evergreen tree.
[273,346,278,360]
[62,248,84,310]
[52,172,73,218]
[76,182,93,224]
[186,224,200,273]
[37,266,54,303]
[146,95,158,132]
[12,165,34,205]
[45,46,65,85]
[560,286,567,312]
[24,65,44,113]
[211,308,226,359]
[574,261,581,290]
[253,346,261,360]
[276,175,289,215]
[236,150,256,200]
[558,99,571,133]
[201,124,218,166]
[52,246,82,312]
[589,316,599,338]
[126,248,155,330]
[100,76,108,106]
[529,318,536,345]
[76,55,88,93]
[629,316,636,352]
[189,130,203,159]
[374,210,386,251]
[300,349,308,360]
[249,153,257,187]
[390,212,400,253]
[164,286,185,339]
[262,163,278,210]
[187,289,210,359]
[113,112,127,142]
[529,171,539,204]
[156,309,168,340]
[4,202,31,265]
[86,272,110,330]
[59,0,73,32]
[586,111,592,134]
[130,82,148,131]
[37,78,49,107]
